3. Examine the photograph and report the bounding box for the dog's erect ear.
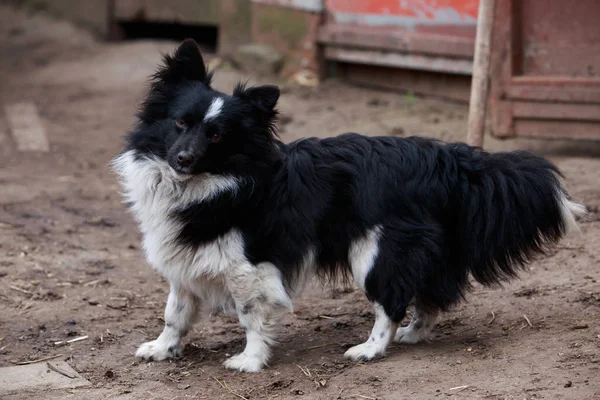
[154,39,212,86]
[234,84,280,112]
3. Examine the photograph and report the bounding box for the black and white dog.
[113,39,584,372]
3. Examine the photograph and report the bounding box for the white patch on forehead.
[204,97,224,122]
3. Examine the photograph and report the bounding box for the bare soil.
[0,5,599,399]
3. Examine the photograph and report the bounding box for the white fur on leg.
[345,303,397,361]
[394,304,438,344]
[136,285,198,361]
[349,226,382,291]
[223,262,292,372]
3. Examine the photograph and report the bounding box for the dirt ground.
[0,4,599,400]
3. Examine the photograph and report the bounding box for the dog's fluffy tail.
[455,150,586,286]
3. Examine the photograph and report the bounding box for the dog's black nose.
[176,151,194,168]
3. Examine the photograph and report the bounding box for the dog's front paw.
[223,353,265,372]
[136,340,182,361]
[344,342,385,361]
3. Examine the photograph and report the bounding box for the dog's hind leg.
[344,302,399,361]
[344,225,406,361]
[223,262,292,372]
[136,283,199,361]
[344,222,442,361]
[394,298,439,344]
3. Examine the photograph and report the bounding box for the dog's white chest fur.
[112,151,243,305]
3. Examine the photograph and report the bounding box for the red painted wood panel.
[489,0,600,140]
[326,0,478,20]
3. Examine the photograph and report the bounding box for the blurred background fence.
[16,0,600,141]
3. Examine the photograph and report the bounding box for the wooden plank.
[490,100,515,137]
[514,119,600,140]
[325,0,479,30]
[518,0,600,76]
[511,76,600,87]
[325,47,473,75]
[4,102,49,152]
[488,0,516,138]
[341,63,471,102]
[318,23,475,59]
[325,0,479,19]
[506,86,600,104]
[251,0,323,12]
[466,0,496,147]
[489,0,600,141]
[512,101,600,121]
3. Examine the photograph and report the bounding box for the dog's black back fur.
[125,40,578,324]
[145,132,569,321]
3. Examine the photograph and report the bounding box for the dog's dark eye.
[175,119,187,129]
[210,133,223,143]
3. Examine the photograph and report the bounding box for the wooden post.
[466,0,496,148]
